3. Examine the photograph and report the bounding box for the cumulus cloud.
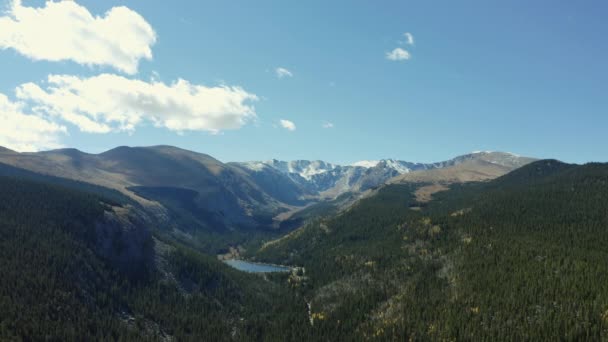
[386,47,411,61]
[16,74,258,134]
[0,0,156,74]
[403,32,415,45]
[322,121,334,129]
[0,93,66,152]
[279,119,296,131]
[275,67,293,79]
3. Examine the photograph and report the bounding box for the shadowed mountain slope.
[0,174,310,340]
[0,146,287,233]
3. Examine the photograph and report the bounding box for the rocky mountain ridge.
[235,151,535,197]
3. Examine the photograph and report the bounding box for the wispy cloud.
[386,48,411,61]
[322,121,334,129]
[387,31,414,62]
[279,119,296,131]
[16,74,258,134]
[0,0,156,74]
[403,32,415,45]
[275,67,293,79]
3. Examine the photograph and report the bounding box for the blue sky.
[0,0,607,164]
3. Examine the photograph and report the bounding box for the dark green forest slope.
[256,160,608,340]
[0,175,309,341]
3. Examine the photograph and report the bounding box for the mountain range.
[0,146,535,249]
[234,151,536,198]
[4,144,608,340]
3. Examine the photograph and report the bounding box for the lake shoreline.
[223,259,293,273]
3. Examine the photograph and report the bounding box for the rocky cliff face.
[94,205,154,277]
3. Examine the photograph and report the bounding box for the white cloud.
[322,121,334,129]
[404,32,415,45]
[16,74,258,134]
[275,67,293,79]
[279,119,296,131]
[0,93,66,152]
[386,47,411,61]
[0,0,156,74]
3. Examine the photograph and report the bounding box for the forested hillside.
[0,175,310,341]
[256,160,608,340]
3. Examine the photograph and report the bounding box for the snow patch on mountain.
[240,159,339,180]
[240,161,269,172]
[352,160,380,168]
[382,159,413,174]
[286,161,338,180]
[237,151,535,199]
[353,159,414,174]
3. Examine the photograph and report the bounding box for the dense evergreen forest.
[2,159,608,340]
[257,160,608,340]
[0,175,310,341]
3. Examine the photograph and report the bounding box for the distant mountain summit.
[435,151,534,169]
[351,159,431,173]
[235,151,537,198]
[239,159,340,180]
[389,151,537,186]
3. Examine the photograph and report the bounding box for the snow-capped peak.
[383,159,412,174]
[352,159,412,174]
[351,160,380,168]
[286,161,337,180]
[236,151,534,198]
[243,159,338,180]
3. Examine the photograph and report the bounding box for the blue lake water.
[224,259,291,273]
